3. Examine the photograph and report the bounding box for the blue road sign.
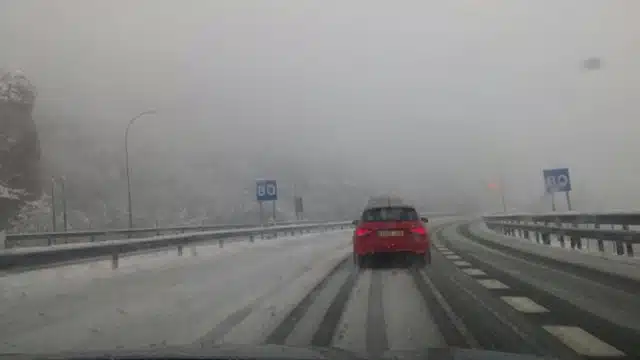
[543,168,571,193]
[256,180,278,201]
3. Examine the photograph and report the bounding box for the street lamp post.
[499,174,507,213]
[51,177,57,232]
[60,176,68,231]
[125,110,156,229]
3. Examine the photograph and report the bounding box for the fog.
[1,1,640,228]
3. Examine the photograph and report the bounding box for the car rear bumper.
[354,241,429,256]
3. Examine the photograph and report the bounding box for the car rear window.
[361,207,419,222]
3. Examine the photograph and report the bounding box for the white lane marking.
[453,261,471,267]
[543,325,625,357]
[382,271,445,349]
[446,255,461,260]
[431,230,530,344]
[331,269,371,352]
[462,268,486,276]
[501,296,548,313]
[417,270,479,348]
[477,279,509,289]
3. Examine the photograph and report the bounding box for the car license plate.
[378,230,403,237]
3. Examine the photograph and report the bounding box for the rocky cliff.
[0,70,41,229]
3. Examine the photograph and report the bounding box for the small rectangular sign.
[256,180,278,201]
[543,168,571,193]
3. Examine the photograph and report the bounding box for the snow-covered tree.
[8,194,52,233]
[0,70,36,104]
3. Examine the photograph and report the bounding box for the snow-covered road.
[6,217,628,360]
[0,231,351,352]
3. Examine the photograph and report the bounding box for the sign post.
[51,177,57,232]
[543,168,572,211]
[272,200,276,223]
[294,196,304,220]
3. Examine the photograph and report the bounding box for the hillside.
[0,70,41,229]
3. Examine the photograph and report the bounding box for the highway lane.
[1,217,636,360]
[436,221,640,359]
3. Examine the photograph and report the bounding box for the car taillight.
[410,227,427,235]
[355,228,373,237]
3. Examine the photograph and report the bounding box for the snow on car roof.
[364,196,414,210]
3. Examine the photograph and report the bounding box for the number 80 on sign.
[256,180,278,201]
[543,168,571,193]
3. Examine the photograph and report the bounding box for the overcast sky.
[1,0,640,212]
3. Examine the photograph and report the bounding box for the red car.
[352,204,430,268]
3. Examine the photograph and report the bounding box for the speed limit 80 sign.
[543,168,571,193]
[256,180,278,201]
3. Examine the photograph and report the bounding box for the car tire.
[424,250,432,266]
[412,254,427,268]
[354,254,367,269]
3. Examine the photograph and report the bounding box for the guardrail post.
[249,234,254,243]
[540,221,550,245]
[570,220,579,249]
[570,233,580,249]
[622,224,633,256]
[48,236,54,246]
[541,222,549,243]
[615,241,625,256]
[0,230,5,250]
[517,221,522,237]
[555,217,565,248]
[177,245,183,256]
[594,223,604,252]
[111,253,119,269]
[613,224,625,255]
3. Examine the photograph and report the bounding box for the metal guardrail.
[4,212,456,248]
[3,220,318,248]
[485,211,640,226]
[484,212,638,257]
[0,221,353,271]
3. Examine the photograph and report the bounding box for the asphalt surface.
[1,218,637,360]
